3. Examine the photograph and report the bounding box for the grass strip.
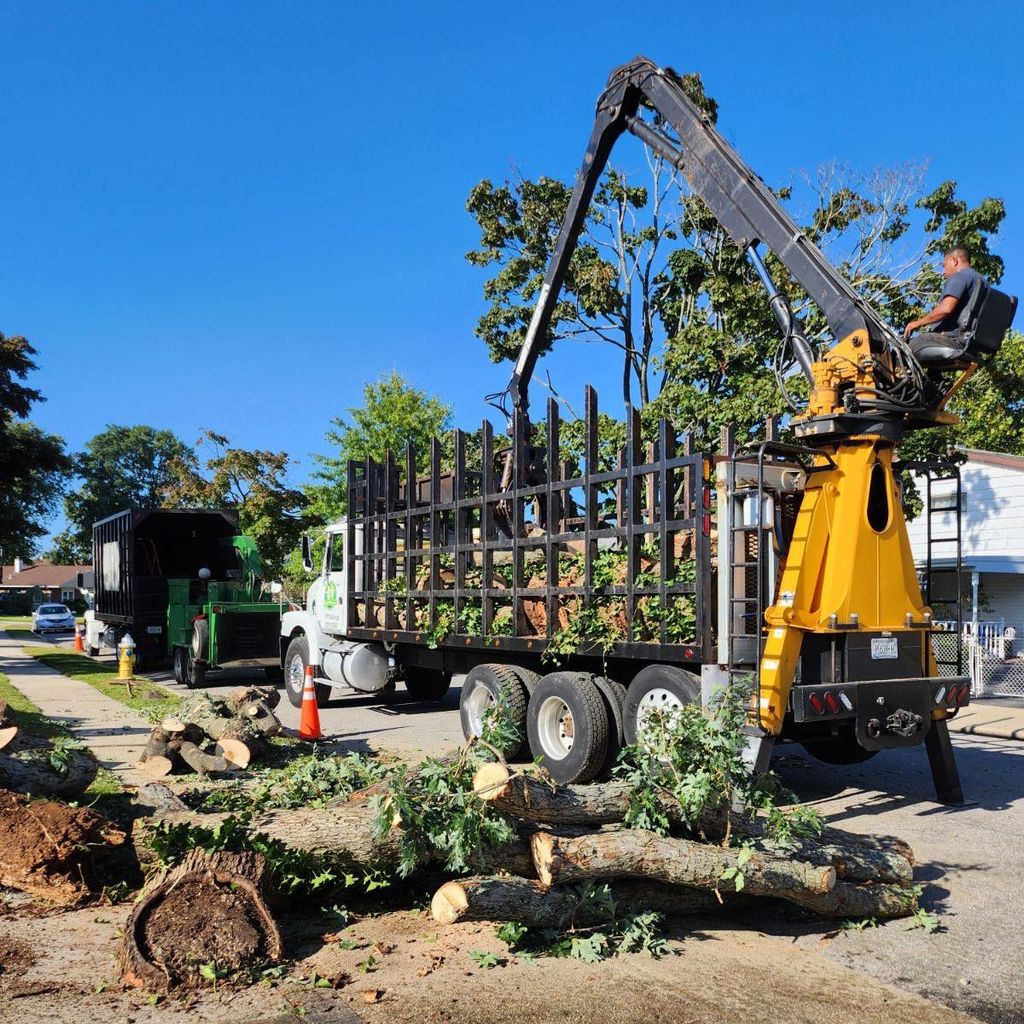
[22,647,181,721]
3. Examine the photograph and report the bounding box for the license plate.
[871,637,898,660]
[146,626,163,635]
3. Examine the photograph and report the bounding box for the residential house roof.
[0,562,92,589]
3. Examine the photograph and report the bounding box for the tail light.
[808,693,825,714]
[823,691,840,714]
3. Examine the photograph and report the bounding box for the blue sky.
[3,0,1021,535]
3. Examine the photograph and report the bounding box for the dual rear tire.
[458,663,697,785]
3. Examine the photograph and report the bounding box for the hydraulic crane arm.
[506,56,902,416]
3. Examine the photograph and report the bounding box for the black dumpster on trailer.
[92,508,240,666]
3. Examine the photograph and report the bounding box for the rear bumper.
[789,675,971,751]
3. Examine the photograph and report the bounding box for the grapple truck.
[87,508,282,686]
[282,56,1017,799]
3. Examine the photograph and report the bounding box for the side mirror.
[301,534,313,572]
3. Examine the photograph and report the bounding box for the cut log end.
[138,755,174,780]
[215,738,252,769]
[177,741,228,776]
[161,717,187,734]
[431,880,470,925]
[0,726,19,751]
[472,762,511,803]
[531,832,556,888]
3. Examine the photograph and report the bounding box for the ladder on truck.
[718,425,816,731]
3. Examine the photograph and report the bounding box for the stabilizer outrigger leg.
[925,719,965,805]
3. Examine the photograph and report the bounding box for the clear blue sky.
[3,0,1021,533]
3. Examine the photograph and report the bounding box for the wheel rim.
[635,687,685,744]
[464,684,494,737]
[536,696,575,760]
[287,654,305,694]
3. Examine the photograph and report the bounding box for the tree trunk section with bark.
[0,747,98,797]
[119,849,283,991]
[532,829,836,900]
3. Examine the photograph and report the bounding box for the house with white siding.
[905,450,1024,695]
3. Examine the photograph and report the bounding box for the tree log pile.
[136,686,282,779]
[130,753,921,987]
[0,701,99,797]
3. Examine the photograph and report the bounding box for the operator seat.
[911,278,1018,369]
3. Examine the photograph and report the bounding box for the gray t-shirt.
[937,267,984,332]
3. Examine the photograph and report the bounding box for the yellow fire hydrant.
[117,633,136,679]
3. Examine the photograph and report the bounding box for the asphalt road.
[20,630,1024,1023]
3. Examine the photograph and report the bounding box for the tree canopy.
[307,371,454,525]
[52,424,193,561]
[465,75,1010,452]
[0,333,70,558]
[165,430,308,580]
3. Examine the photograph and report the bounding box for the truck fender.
[280,610,330,666]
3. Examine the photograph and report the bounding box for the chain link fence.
[933,620,1024,697]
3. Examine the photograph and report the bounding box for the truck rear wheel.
[459,664,529,757]
[623,664,700,748]
[593,676,627,778]
[185,652,206,689]
[173,646,187,684]
[403,667,453,702]
[526,672,609,784]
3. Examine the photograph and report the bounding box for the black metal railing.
[345,386,713,664]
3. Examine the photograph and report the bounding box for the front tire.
[623,664,700,747]
[284,636,310,708]
[526,672,609,784]
[403,666,453,702]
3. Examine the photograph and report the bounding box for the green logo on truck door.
[324,581,338,609]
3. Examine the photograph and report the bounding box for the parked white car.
[32,603,76,633]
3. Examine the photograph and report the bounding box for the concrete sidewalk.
[947,696,1024,740]
[0,630,153,785]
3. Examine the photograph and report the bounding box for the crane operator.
[903,245,986,356]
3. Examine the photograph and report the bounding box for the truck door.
[320,530,347,636]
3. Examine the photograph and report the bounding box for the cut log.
[472,762,511,801]
[531,830,836,902]
[225,685,281,715]
[119,849,283,991]
[136,783,189,814]
[0,789,125,904]
[135,801,537,879]
[0,726,18,751]
[138,756,175,781]
[792,879,919,919]
[0,747,98,797]
[177,741,229,775]
[478,774,913,884]
[215,737,252,769]
[163,694,276,762]
[431,875,746,927]
[140,727,175,762]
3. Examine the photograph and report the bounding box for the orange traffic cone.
[298,664,323,741]
[73,624,85,652]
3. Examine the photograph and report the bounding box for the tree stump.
[119,849,283,991]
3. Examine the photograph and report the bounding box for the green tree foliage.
[307,371,453,524]
[52,424,192,561]
[466,74,1009,452]
[165,430,308,581]
[0,333,70,557]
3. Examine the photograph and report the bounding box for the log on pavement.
[476,771,913,884]
[431,874,749,927]
[532,829,836,900]
[119,848,282,991]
